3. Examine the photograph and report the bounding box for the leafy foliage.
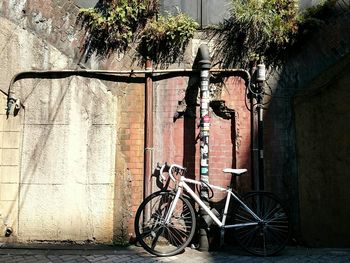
[212,0,299,68]
[77,0,197,66]
[77,0,340,68]
[138,13,199,65]
[212,0,339,68]
[297,0,338,35]
[77,0,158,59]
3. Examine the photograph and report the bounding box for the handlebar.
[169,164,186,182]
[157,162,186,182]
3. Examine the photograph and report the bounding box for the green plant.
[297,0,337,35]
[212,0,299,68]
[212,0,339,68]
[77,0,158,58]
[77,0,197,66]
[138,12,199,65]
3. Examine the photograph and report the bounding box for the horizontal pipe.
[7,68,251,103]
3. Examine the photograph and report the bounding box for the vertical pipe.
[200,69,210,201]
[144,60,153,199]
[256,63,266,191]
[198,44,211,251]
[257,101,264,190]
[249,63,258,191]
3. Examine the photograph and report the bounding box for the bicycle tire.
[134,191,196,256]
[232,191,289,256]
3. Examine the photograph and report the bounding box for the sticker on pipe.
[201,71,210,78]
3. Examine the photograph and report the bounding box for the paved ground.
[0,245,349,263]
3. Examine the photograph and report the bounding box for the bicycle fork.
[164,187,183,225]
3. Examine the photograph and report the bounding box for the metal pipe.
[249,63,258,191]
[7,68,250,103]
[257,102,264,190]
[256,63,266,191]
[144,60,153,200]
[198,44,211,252]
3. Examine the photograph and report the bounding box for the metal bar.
[182,177,227,192]
[182,181,223,227]
[224,222,259,228]
[144,60,154,199]
[7,68,250,101]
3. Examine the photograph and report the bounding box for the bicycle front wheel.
[233,191,289,256]
[134,191,196,256]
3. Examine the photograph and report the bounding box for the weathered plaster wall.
[0,16,117,243]
[0,0,148,244]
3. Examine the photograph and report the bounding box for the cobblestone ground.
[0,246,349,263]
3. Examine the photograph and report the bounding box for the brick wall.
[115,84,145,238]
[154,75,251,202]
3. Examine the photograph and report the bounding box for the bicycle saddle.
[223,168,247,175]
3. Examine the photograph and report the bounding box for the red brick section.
[221,77,252,194]
[118,84,145,235]
[154,76,252,202]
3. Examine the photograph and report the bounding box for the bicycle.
[134,163,289,257]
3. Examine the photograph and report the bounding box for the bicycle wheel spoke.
[167,226,187,246]
[263,205,281,221]
[233,192,289,256]
[235,210,254,223]
[151,227,164,250]
[135,191,196,256]
[237,226,259,245]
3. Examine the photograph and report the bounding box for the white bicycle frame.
[161,164,262,229]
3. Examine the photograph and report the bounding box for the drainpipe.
[256,63,266,191]
[144,60,153,200]
[249,62,258,190]
[198,44,211,251]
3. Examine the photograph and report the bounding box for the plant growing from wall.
[212,0,338,68]
[77,0,197,66]
[77,0,158,59]
[137,12,198,65]
[212,0,299,68]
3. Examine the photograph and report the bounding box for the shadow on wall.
[1,71,138,242]
[267,6,350,246]
[294,54,350,247]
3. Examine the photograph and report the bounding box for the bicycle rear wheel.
[134,191,196,256]
[233,191,289,256]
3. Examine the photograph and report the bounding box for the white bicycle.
[134,163,289,257]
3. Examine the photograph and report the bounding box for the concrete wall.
[265,1,350,244]
[0,16,117,243]
[294,54,350,246]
